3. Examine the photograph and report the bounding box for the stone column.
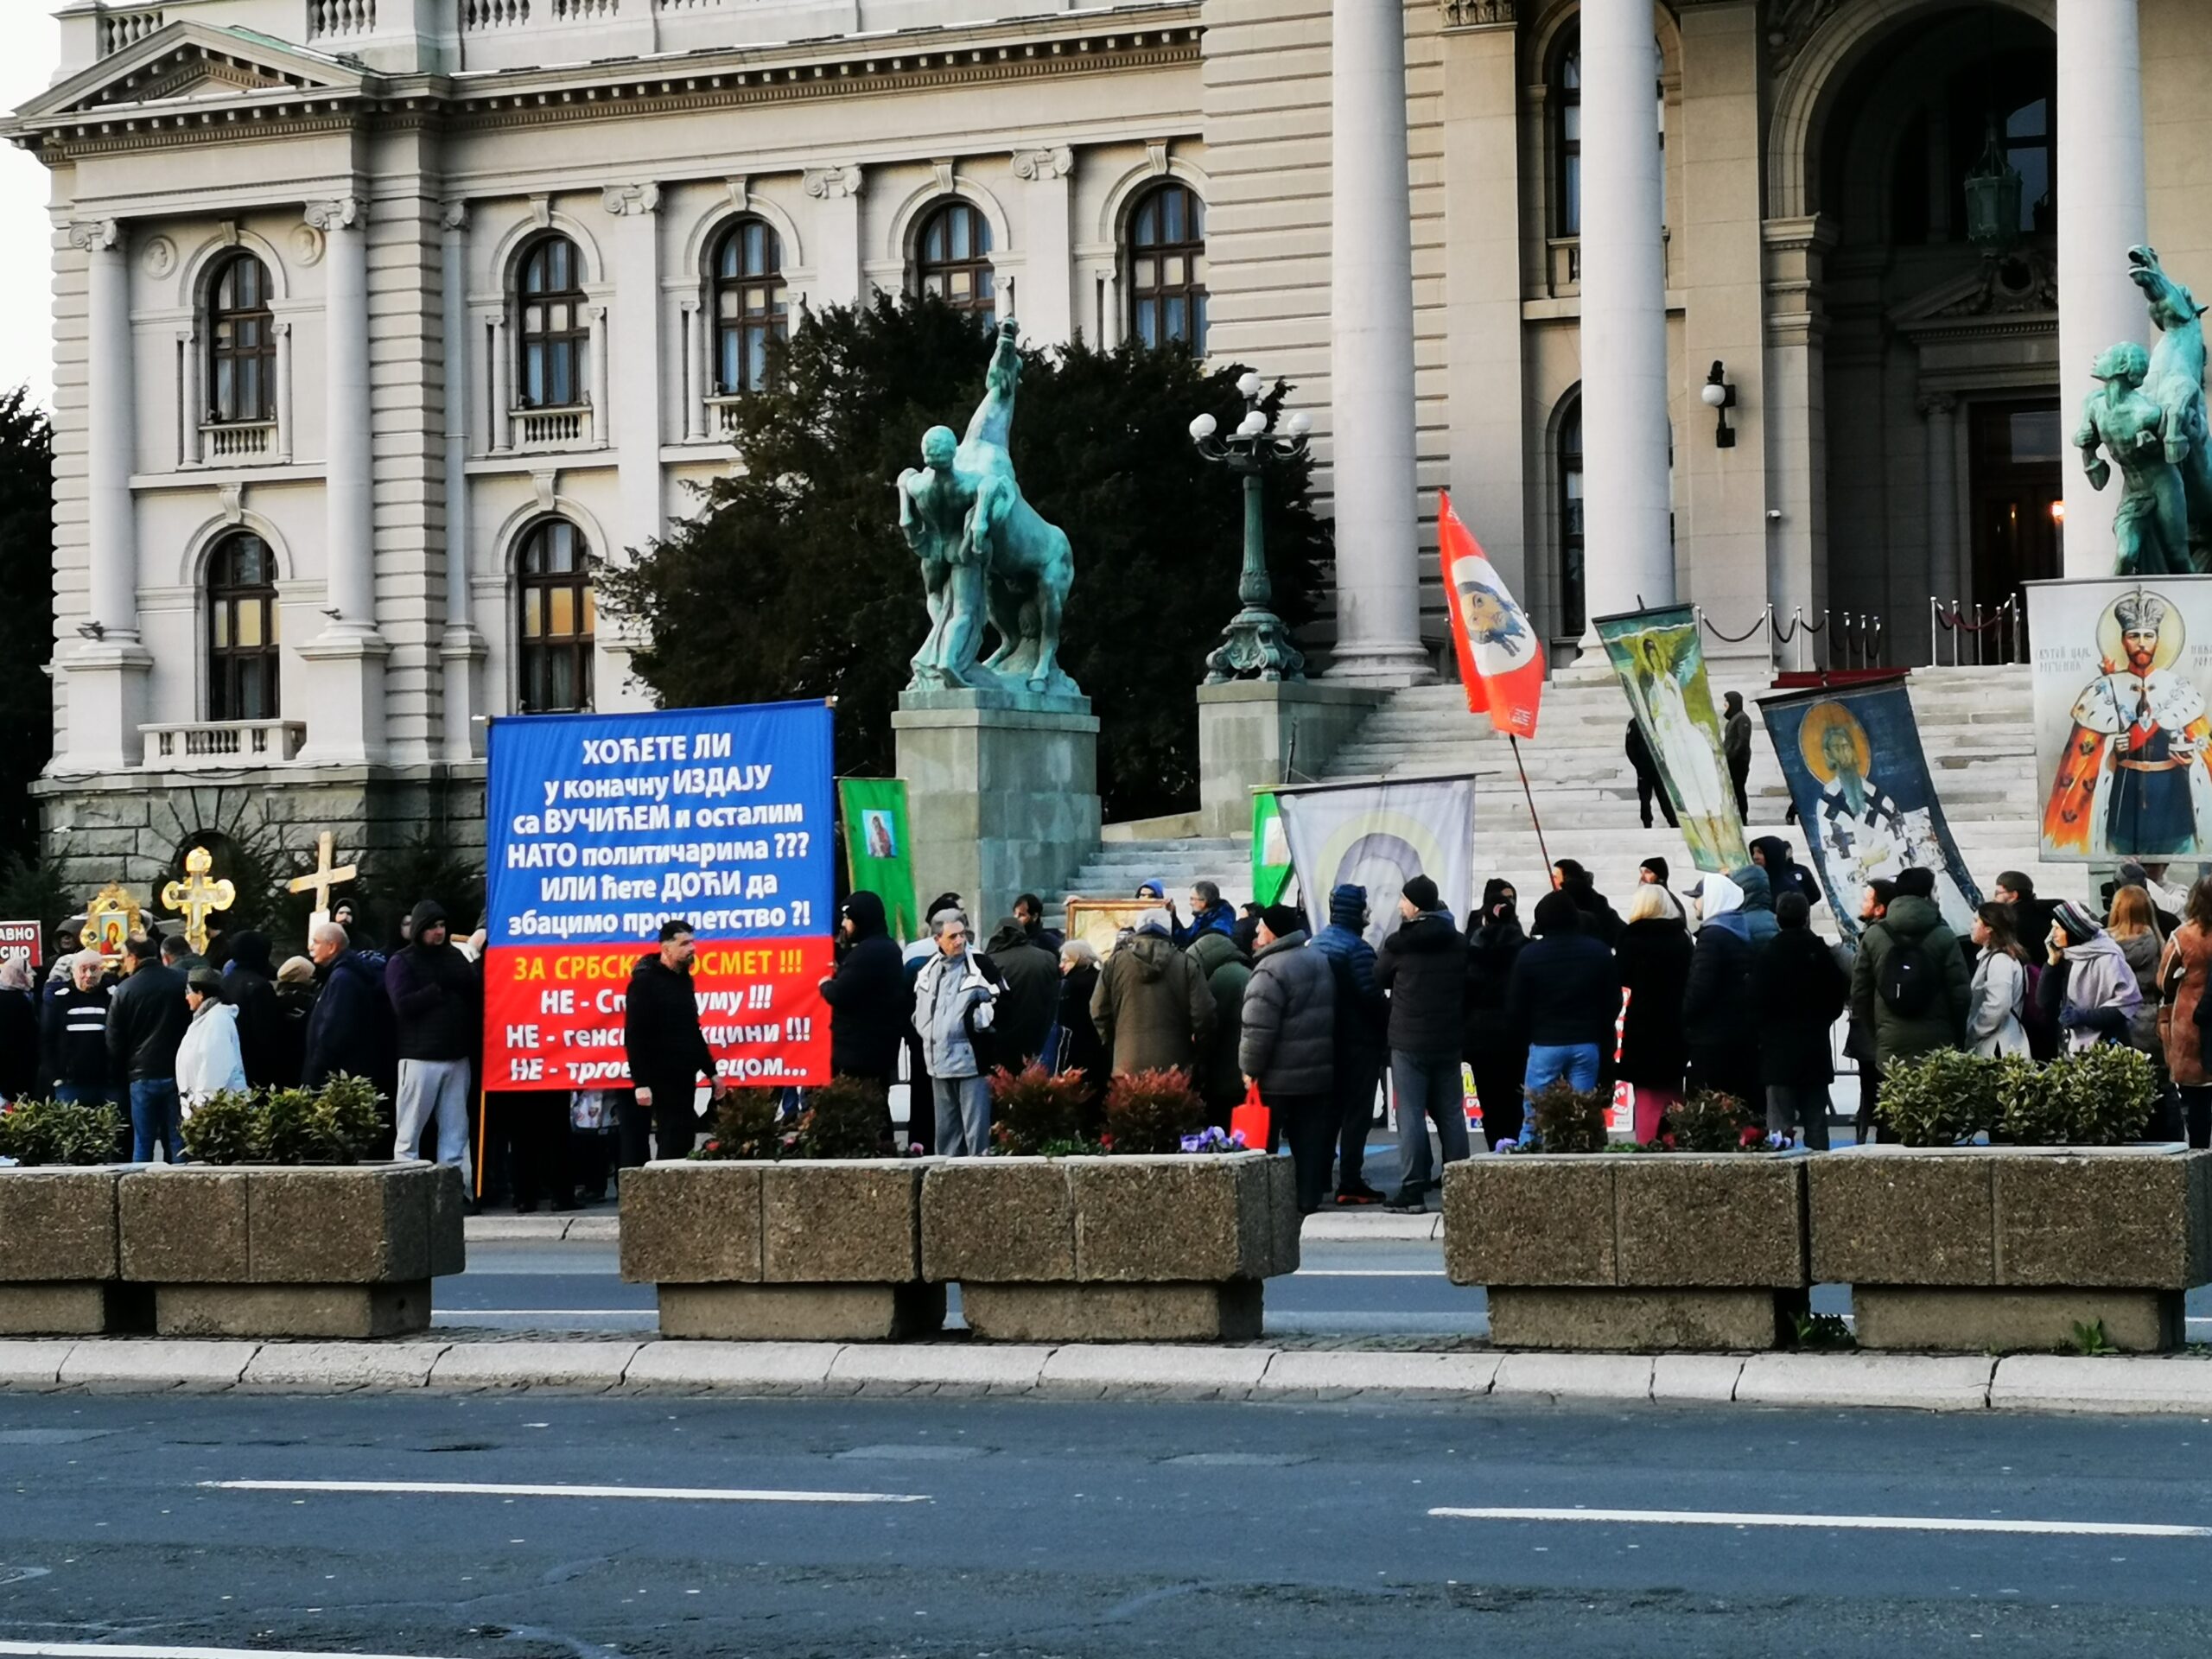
[1578,0,1675,630]
[440,200,486,761]
[2056,0,2147,576]
[602,182,664,711]
[66,217,151,773]
[1014,146,1075,346]
[1919,391,1961,616]
[1326,0,1428,685]
[177,327,201,467]
[296,195,390,767]
[680,299,705,442]
[273,320,294,463]
[803,165,866,311]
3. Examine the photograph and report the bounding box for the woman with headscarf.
[2037,900,2143,1054]
[1681,871,1761,1108]
[1616,883,1692,1142]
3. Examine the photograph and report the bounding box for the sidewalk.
[3,1331,2209,1414]
[465,1208,1445,1244]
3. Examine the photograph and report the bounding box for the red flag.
[1439,490,1545,739]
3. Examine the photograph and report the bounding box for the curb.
[7,1335,2212,1414]
[462,1211,1441,1244]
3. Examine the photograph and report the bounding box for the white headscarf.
[1698,872,1745,922]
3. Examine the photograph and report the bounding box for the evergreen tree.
[0,389,54,860]
[601,295,1328,819]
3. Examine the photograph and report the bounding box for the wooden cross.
[287,830,359,932]
[161,846,236,957]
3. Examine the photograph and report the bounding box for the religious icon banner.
[1593,605,1751,874]
[1761,677,1981,939]
[1279,776,1475,951]
[2030,575,2212,863]
[837,778,918,944]
[483,700,836,1092]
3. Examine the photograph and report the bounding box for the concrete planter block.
[1444,1155,1809,1351]
[624,1160,938,1342]
[1808,1147,2212,1353]
[1068,1154,1288,1283]
[116,1161,465,1339]
[0,1167,123,1283]
[963,1282,1263,1344]
[618,1161,764,1285]
[921,1159,1075,1282]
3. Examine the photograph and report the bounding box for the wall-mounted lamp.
[1701,359,1738,449]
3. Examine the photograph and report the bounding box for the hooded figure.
[1850,877,1974,1066]
[1091,913,1216,1077]
[385,899,481,1179]
[1682,873,1761,1104]
[1464,878,1530,1147]
[822,891,908,1084]
[223,929,288,1088]
[1730,863,1783,944]
[1185,927,1254,1122]
[984,915,1060,1069]
[2036,900,2144,1055]
[1750,836,1822,912]
[1312,882,1389,1201]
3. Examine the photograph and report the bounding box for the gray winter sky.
[0,9,60,410]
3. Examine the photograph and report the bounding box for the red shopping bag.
[1231,1079,1272,1152]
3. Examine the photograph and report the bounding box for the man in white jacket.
[176,965,248,1115]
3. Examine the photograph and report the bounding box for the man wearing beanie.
[1311,883,1388,1204]
[1239,903,1337,1212]
[1377,874,1468,1211]
[1850,865,1971,1073]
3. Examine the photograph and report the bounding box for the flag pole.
[1509,735,1554,880]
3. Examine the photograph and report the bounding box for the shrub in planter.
[1665,1090,1760,1153]
[2000,1045,2158,1146]
[990,1063,1090,1154]
[1526,1082,1607,1154]
[1875,1050,2006,1147]
[1103,1068,1206,1154]
[693,1090,793,1161]
[0,1096,122,1166]
[179,1079,385,1166]
[797,1077,893,1158]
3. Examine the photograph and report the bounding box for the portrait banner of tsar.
[2031,576,2212,862]
[1761,677,1981,938]
[1593,604,1749,874]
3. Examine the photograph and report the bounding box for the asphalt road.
[4,1390,2212,1657]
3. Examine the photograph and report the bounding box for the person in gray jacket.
[911,911,1000,1156]
[1238,904,1337,1215]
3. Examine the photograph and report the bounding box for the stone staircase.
[1055,664,2106,921]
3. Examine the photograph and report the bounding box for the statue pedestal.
[1196,681,1388,836]
[893,689,1101,931]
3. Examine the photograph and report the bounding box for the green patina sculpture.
[898,317,1079,700]
[2076,341,2191,577]
[2080,247,2212,574]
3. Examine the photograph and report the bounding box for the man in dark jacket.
[821,892,908,1086]
[1504,892,1620,1134]
[1550,859,1624,945]
[1750,836,1821,912]
[302,921,397,1098]
[984,915,1059,1068]
[44,953,114,1104]
[1378,875,1471,1212]
[1091,911,1215,1077]
[223,930,288,1088]
[1013,892,1065,953]
[1626,719,1678,829]
[623,918,727,1162]
[385,899,480,1182]
[1311,883,1388,1204]
[1723,690,1754,821]
[106,936,190,1162]
[1238,905,1336,1213]
[1186,927,1252,1125]
[1463,880,1529,1148]
[1173,880,1237,949]
[1758,891,1849,1147]
[1851,866,1972,1067]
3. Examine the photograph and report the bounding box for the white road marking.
[202,1479,927,1505]
[0,1646,449,1659]
[1290,1270,1444,1278]
[432,1308,642,1316]
[1429,1506,2212,1538]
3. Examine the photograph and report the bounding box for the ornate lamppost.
[1191,370,1313,683]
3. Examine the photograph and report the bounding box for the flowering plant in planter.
[1661,1090,1767,1153]
[1179,1126,1249,1154]
[988,1063,1091,1154]
[1102,1068,1208,1154]
[0,1095,123,1166]
[1523,1082,1608,1153]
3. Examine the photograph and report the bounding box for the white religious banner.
[1279,776,1476,951]
[2030,575,2212,862]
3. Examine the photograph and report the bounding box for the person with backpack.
[1850,865,1972,1070]
[2036,900,2142,1055]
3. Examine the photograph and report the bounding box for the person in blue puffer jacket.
[1310,884,1389,1204]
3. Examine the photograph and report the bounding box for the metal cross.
[161,846,236,957]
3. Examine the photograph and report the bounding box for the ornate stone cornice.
[600,181,661,218]
[305,196,367,232]
[1440,0,1515,28]
[67,218,121,252]
[803,164,864,201]
[1012,145,1075,182]
[441,199,469,232]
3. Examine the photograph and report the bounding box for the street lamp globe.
[1189,412,1218,442]
[1286,410,1313,438]
[1700,380,1729,410]
[1236,410,1268,439]
[1236,370,1264,401]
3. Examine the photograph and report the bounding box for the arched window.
[517,235,588,410]
[207,531,280,721]
[914,200,995,321]
[1554,39,1582,238]
[1127,182,1208,352]
[712,219,787,396]
[1558,397,1585,643]
[517,518,594,715]
[207,253,275,424]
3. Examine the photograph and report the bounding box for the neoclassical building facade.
[10,0,2209,887]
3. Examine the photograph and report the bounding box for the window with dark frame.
[1555,39,1582,238]
[207,253,275,425]
[713,218,788,396]
[517,518,594,715]
[1127,182,1208,352]
[1559,397,1586,641]
[518,234,588,410]
[914,200,996,321]
[207,531,280,721]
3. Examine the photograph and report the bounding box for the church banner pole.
[1509,736,1554,880]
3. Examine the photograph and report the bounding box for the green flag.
[839,778,918,942]
[1252,791,1294,907]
